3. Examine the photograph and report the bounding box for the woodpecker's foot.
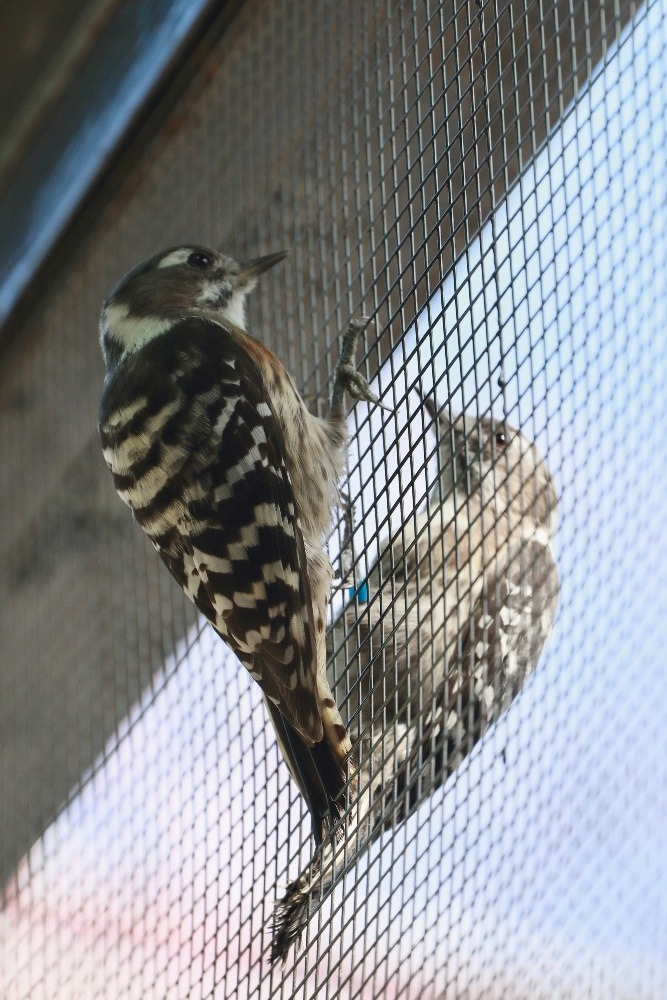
[415,380,439,423]
[339,487,352,513]
[330,318,382,416]
[335,489,355,582]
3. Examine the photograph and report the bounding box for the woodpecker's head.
[99,246,286,367]
[422,395,558,534]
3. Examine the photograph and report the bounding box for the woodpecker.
[346,397,561,824]
[273,395,560,960]
[98,246,379,859]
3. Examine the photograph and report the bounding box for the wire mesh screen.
[1,1,666,997]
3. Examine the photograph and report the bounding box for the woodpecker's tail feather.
[270,767,381,963]
[271,823,360,963]
[270,721,421,962]
[271,849,327,962]
[264,698,348,846]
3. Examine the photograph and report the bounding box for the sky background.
[2,3,667,998]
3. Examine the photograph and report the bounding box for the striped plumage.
[98,246,375,860]
[272,400,560,959]
[347,404,560,826]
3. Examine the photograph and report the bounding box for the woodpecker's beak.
[416,382,451,435]
[237,251,288,282]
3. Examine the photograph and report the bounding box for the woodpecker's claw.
[335,488,356,584]
[335,365,381,406]
[330,318,386,416]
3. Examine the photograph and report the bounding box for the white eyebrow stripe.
[156,249,192,269]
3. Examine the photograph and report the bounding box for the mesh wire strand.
[0,0,666,998]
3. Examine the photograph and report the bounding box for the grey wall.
[0,0,632,893]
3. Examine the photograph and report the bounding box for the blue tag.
[348,581,369,603]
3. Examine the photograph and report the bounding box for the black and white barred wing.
[132,320,321,747]
[394,534,560,824]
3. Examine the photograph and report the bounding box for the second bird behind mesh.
[335,399,560,832]
[271,397,560,957]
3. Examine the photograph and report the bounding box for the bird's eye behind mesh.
[188,251,213,269]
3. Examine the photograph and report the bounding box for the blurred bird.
[273,392,560,959]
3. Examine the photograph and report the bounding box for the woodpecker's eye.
[187,251,213,269]
[495,430,508,448]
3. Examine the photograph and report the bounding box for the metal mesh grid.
[1,1,666,997]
